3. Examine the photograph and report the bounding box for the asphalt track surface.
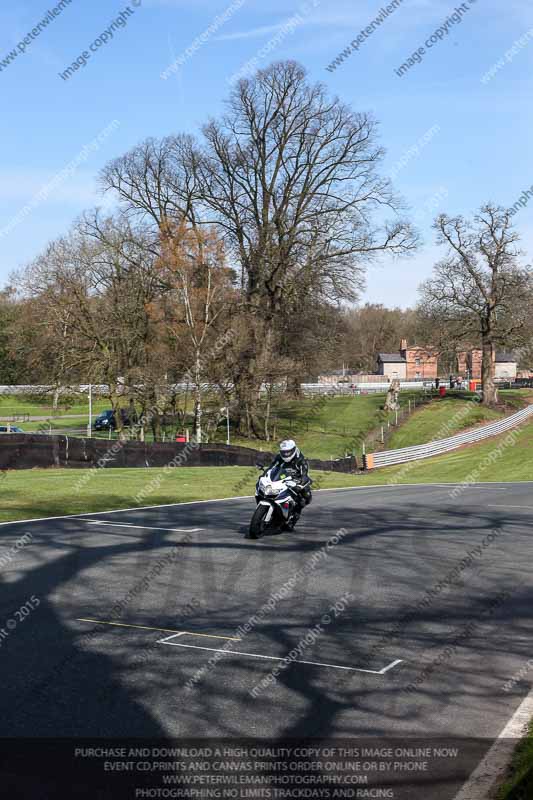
[1,482,533,797]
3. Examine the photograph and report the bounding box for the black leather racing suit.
[268,452,312,510]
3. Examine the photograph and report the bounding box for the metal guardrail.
[364,403,533,469]
[0,381,432,396]
[300,381,430,395]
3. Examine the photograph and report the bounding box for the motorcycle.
[248,463,312,539]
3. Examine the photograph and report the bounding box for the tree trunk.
[286,376,301,397]
[233,362,263,438]
[264,386,271,442]
[193,351,202,444]
[151,413,161,442]
[233,318,271,438]
[481,338,498,405]
[193,394,202,443]
[109,387,125,441]
[147,386,162,442]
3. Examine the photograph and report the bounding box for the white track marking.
[453,686,533,800]
[0,495,255,527]
[0,482,527,527]
[76,619,241,641]
[158,633,403,675]
[378,659,403,674]
[81,520,203,533]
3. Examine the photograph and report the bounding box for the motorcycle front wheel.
[248,504,271,539]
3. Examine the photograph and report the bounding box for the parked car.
[93,409,130,431]
[0,426,24,433]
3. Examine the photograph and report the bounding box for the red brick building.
[457,349,483,380]
[400,339,438,380]
[457,349,516,381]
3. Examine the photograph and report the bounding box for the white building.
[494,353,517,380]
[376,353,407,380]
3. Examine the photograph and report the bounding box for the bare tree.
[0,288,27,384]
[200,62,417,314]
[420,204,532,404]
[158,222,234,443]
[198,61,418,427]
[98,62,418,432]
[99,134,200,230]
[341,304,419,373]
[23,214,164,438]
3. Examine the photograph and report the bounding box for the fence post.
[381,426,384,443]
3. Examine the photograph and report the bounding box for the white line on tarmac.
[0,482,529,527]
[80,520,203,533]
[158,634,403,675]
[0,495,254,527]
[453,686,533,800]
[76,619,240,641]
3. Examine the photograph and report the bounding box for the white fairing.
[258,474,291,496]
[256,470,297,520]
[258,501,275,522]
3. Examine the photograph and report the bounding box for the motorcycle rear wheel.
[248,504,270,539]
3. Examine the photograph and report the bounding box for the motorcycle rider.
[267,439,312,511]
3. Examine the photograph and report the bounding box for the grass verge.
[1,418,532,523]
[386,399,502,450]
[0,395,109,418]
[210,392,427,459]
[2,393,393,457]
[496,721,533,799]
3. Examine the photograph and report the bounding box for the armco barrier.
[300,381,428,395]
[363,404,533,469]
[0,435,357,474]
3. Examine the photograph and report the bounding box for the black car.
[93,410,131,431]
[0,425,24,433]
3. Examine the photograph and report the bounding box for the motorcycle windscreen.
[270,463,287,481]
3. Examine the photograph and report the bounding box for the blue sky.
[0,0,532,307]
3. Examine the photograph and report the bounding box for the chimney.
[400,339,407,355]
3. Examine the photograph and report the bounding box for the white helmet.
[279,439,299,463]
